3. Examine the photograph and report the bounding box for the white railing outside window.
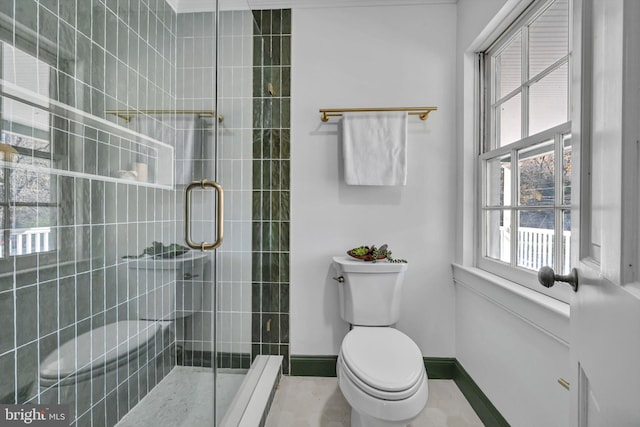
[1,227,54,257]
[500,226,570,273]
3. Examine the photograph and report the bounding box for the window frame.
[477,0,573,302]
[0,124,58,259]
[0,44,59,259]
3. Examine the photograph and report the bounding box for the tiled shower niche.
[0,55,174,187]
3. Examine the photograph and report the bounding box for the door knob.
[537,266,578,292]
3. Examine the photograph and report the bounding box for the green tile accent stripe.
[176,349,252,370]
[289,356,510,427]
[216,352,252,370]
[252,9,291,375]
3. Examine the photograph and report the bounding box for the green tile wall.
[0,2,178,426]
[252,9,291,374]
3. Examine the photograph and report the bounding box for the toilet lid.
[40,321,161,380]
[340,327,424,394]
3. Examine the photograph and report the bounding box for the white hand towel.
[342,111,408,186]
[174,115,203,185]
[132,114,203,185]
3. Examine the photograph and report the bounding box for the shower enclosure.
[0,0,289,425]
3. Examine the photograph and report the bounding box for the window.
[0,44,57,258]
[479,0,571,297]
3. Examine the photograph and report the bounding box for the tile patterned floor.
[115,366,246,427]
[265,376,485,427]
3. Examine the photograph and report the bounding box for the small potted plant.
[347,244,407,263]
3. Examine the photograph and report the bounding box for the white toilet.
[333,256,428,427]
[37,254,205,413]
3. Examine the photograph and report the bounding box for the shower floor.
[115,366,246,427]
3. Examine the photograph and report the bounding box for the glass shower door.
[179,2,285,423]
[178,3,259,423]
[174,2,255,423]
[213,6,256,423]
[213,5,291,424]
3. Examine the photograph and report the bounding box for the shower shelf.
[126,251,209,269]
[1,80,175,188]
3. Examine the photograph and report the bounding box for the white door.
[568,0,640,425]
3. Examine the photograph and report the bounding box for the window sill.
[452,263,570,346]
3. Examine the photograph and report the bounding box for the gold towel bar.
[105,109,223,123]
[319,107,437,122]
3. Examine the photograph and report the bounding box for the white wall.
[454,1,571,425]
[454,266,571,426]
[290,4,457,356]
[455,0,510,265]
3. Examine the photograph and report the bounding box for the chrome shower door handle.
[185,179,224,251]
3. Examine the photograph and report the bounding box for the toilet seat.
[40,321,161,386]
[340,327,424,400]
[339,353,425,401]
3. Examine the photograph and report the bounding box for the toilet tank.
[332,256,408,326]
[128,252,208,320]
